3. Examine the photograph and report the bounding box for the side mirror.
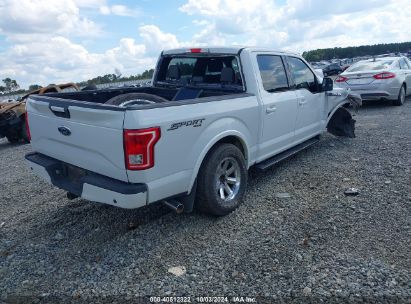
[322,77,333,92]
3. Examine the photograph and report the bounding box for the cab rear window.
[156,55,243,87]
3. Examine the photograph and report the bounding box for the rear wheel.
[105,93,167,107]
[393,85,406,106]
[196,144,247,216]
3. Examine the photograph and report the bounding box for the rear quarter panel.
[124,95,260,203]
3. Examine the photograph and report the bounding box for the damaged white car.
[25,47,361,216]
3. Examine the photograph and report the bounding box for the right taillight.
[335,76,348,82]
[25,113,31,142]
[373,72,396,79]
[123,127,161,170]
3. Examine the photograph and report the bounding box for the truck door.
[285,56,324,141]
[255,54,299,161]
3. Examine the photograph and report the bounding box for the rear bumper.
[336,84,399,101]
[25,152,147,209]
[359,92,393,100]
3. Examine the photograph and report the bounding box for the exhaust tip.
[162,199,184,214]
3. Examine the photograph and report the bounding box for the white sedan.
[335,56,411,106]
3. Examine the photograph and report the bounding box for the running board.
[255,137,320,171]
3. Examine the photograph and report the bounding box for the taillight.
[373,72,396,79]
[335,76,348,82]
[25,113,31,141]
[123,127,160,170]
[190,48,202,53]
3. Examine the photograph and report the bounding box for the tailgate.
[27,96,128,182]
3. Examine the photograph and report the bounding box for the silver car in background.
[335,57,411,105]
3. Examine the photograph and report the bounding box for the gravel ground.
[0,99,410,303]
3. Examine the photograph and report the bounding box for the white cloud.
[0,24,181,88]
[179,0,411,52]
[0,0,101,38]
[73,0,106,8]
[139,25,181,54]
[99,4,139,17]
[0,0,410,90]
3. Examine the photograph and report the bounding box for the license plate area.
[52,162,88,182]
[66,164,88,182]
[347,78,372,85]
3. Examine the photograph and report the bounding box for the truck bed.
[43,86,237,105]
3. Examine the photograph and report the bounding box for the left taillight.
[335,76,348,83]
[373,72,396,79]
[25,112,31,142]
[123,127,161,170]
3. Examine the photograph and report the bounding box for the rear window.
[346,60,393,72]
[168,58,196,77]
[156,55,243,88]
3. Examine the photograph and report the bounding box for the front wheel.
[393,85,406,106]
[196,144,248,216]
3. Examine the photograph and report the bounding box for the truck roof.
[162,47,300,56]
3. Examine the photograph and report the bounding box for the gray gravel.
[1,99,410,303]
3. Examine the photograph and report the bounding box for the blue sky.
[0,0,409,88]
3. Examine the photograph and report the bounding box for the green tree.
[28,84,42,91]
[303,42,411,62]
[2,78,20,93]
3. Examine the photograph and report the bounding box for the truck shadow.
[0,139,28,152]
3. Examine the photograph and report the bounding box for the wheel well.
[214,136,247,160]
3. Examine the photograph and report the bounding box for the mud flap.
[327,107,356,138]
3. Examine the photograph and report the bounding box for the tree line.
[302,42,411,62]
[76,69,154,87]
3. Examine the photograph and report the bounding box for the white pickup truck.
[25,47,361,216]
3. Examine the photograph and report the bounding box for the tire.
[393,85,406,106]
[105,93,167,107]
[6,135,19,143]
[20,120,30,143]
[196,143,248,216]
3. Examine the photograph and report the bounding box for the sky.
[0,0,410,89]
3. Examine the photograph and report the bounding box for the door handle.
[266,106,277,114]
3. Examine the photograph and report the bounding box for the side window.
[287,57,317,92]
[257,55,289,92]
[231,58,240,74]
[399,59,409,70]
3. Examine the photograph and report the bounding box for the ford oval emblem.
[58,126,71,136]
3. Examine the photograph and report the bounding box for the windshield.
[155,55,244,91]
[346,60,394,72]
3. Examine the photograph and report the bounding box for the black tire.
[105,93,167,106]
[20,120,30,143]
[196,143,248,216]
[393,85,406,106]
[6,135,19,143]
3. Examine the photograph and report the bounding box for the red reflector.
[190,48,202,53]
[123,127,160,170]
[373,72,395,79]
[335,76,348,83]
[25,113,31,142]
